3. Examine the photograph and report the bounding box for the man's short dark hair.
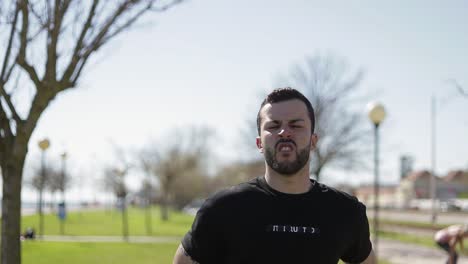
[256,87,315,135]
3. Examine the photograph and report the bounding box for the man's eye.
[268,125,280,129]
[291,125,302,128]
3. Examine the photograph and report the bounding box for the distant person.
[173,88,375,264]
[20,227,35,240]
[434,224,468,264]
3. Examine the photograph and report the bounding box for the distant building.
[441,170,468,198]
[444,170,468,186]
[354,169,468,209]
[354,185,398,208]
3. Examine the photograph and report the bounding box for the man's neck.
[264,166,312,194]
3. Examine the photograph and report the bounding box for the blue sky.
[21,0,468,201]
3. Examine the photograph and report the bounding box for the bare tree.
[103,166,130,241]
[280,54,370,182]
[210,160,264,191]
[138,126,214,221]
[241,55,370,183]
[138,177,155,235]
[0,1,184,262]
[45,164,68,207]
[171,166,210,210]
[242,56,369,182]
[105,143,134,240]
[28,161,62,237]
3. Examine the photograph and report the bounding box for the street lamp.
[430,95,437,224]
[366,102,386,256]
[59,152,67,235]
[38,138,50,239]
[60,152,67,199]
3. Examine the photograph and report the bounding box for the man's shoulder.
[201,178,264,209]
[314,181,365,209]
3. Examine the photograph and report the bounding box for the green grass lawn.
[379,230,435,248]
[17,207,395,263]
[22,241,178,264]
[377,218,451,230]
[21,207,194,236]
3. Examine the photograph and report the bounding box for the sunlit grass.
[22,241,178,264]
[21,206,194,236]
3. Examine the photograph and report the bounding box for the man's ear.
[256,137,263,153]
[310,133,318,150]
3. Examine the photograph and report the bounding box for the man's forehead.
[261,99,309,120]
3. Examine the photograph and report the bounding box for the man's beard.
[264,141,310,176]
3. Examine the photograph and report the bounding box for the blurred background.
[1,0,467,263]
[18,0,468,205]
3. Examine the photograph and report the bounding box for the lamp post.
[59,152,67,235]
[38,138,50,239]
[366,102,386,256]
[60,152,67,202]
[430,95,437,224]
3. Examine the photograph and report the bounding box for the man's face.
[256,99,317,176]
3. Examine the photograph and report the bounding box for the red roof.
[406,170,431,181]
[444,170,468,182]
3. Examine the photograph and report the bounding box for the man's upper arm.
[360,249,376,264]
[341,201,373,263]
[345,249,376,264]
[173,244,199,264]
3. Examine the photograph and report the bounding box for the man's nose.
[278,127,292,137]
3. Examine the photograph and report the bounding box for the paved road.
[378,238,468,264]
[369,209,468,225]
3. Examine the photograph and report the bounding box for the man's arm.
[173,244,199,264]
[360,249,376,264]
[345,249,376,264]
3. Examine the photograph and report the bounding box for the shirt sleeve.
[340,201,373,263]
[181,197,226,264]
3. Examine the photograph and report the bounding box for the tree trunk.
[145,197,152,235]
[1,159,24,264]
[120,197,129,241]
[160,195,169,221]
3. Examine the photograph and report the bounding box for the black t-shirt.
[182,177,372,264]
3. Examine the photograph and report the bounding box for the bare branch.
[0,87,22,125]
[59,0,186,86]
[150,0,185,12]
[28,1,47,28]
[44,0,73,82]
[0,100,13,139]
[82,1,141,57]
[17,0,42,89]
[26,1,49,41]
[68,1,153,84]
[100,2,153,45]
[3,60,16,84]
[448,79,468,97]
[0,4,19,82]
[61,0,99,83]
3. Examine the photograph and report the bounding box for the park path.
[378,238,467,264]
